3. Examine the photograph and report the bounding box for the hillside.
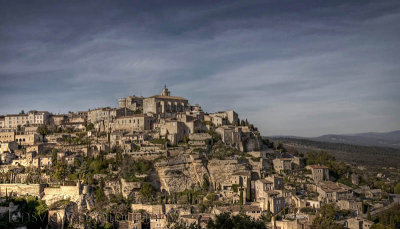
[311,130,400,149]
[269,137,400,168]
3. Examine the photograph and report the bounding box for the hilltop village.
[0,86,399,229]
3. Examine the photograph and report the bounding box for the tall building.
[143,86,190,115]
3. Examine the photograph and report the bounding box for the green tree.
[207,212,266,229]
[239,189,243,205]
[52,160,68,181]
[266,200,272,222]
[246,178,251,202]
[51,149,58,164]
[37,124,48,139]
[140,182,154,202]
[86,123,94,131]
[202,174,210,191]
[394,183,400,194]
[367,206,372,220]
[96,178,106,202]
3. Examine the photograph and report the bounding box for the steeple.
[161,85,170,96]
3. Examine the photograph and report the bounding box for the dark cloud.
[1,0,399,136]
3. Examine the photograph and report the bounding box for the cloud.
[0,0,399,136]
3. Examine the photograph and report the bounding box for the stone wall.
[0,183,46,198]
[42,185,81,205]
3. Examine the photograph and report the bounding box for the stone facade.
[143,86,189,115]
[113,115,152,132]
[306,164,330,182]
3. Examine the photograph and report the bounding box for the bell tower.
[161,84,170,96]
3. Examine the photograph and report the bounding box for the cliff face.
[155,154,209,193]
[155,154,250,193]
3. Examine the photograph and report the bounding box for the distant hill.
[268,137,400,168]
[269,130,400,149]
[310,130,400,149]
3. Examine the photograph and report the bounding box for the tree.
[202,174,210,191]
[266,201,272,222]
[96,178,106,202]
[367,206,372,220]
[246,178,251,202]
[86,123,94,131]
[37,125,48,139]
[52,160,68,182]
[239,189,243,205]
[207,212,266,229]
[140,182,154,202]
[51,149,58,164]
[394,183,400,194]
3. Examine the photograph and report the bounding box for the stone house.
[39,155,53,168]
[291,195,320,209]
[180,213,213,229]
[150,214,167,229]
[50,114,68,126]
[316,181,353,203]
[255,175,284,201]
[160,120,189,144]
[306,164,330,182]
[0,129,15,143]
[257,190,285,214]
[345,217,373,229]
[117,213,142,229]
[65,154,82,166]
[4,110,49,129]
[113,115,152,132]
[273,158,293,174]
[0,141,18,153]
[87,107,116,124]
[15,133,42,146]
[0,116,4,128]
[337,199,362,216]
[118,95,144,111]
[365,189,383,199]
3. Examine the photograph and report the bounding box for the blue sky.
[1,0,399,136]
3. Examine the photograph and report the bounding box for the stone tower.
[161,85,170,96]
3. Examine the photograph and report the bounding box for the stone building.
[5,111,50,128]
[87,107,116,124]
[210,110,239,126]
[316,181,353,203]
[258,190,285,214]
[143,86,190,115]
[0,141,18,153]
[0,116,4,128]
[273,158,293,174]
[345,217,373,229]
[15,133,42,146]
[160,120,189,144]
[306,164,330,182]
[0,129,15,143]
[113,115,152,132]
[150,214,167,229]
[118,95,144,111]
[337,199,362,215]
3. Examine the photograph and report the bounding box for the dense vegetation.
[206,212,266,229]
[0,196,48,228]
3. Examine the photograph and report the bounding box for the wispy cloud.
[0,0,399,136]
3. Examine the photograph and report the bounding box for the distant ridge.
[268,130,400,149]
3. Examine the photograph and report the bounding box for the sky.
[0,0,399,137]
